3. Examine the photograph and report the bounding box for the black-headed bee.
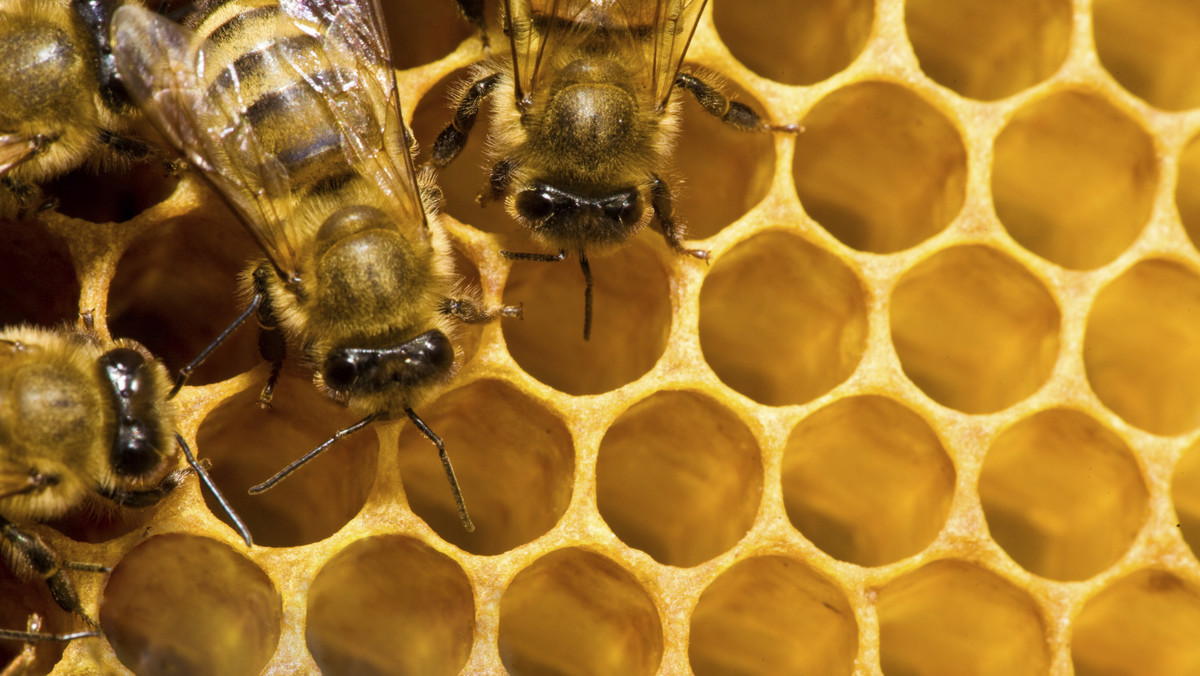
[111,0,519,532]
[0,0,166,216]
[0,324,249,644]
[436,0,796,339]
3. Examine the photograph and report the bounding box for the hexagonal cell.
[992,90,1156,270]
[396,379,573,555]
[713,0,873,86]
[502,234,671,395]
[499,548,663,676]
[782,396,955,567]
[0,563,77,675]
[196,373,377,547]
[100,534,281,675]
[306,535,474,675]
[981,409,1148,581]
[380,0,472,70]
[905,0,1071,101]
[0,218,78,327]
[596,390,762,567]
[890,245,1060,414]
[1084,260,1200,435]
[877,560,1050,675]
[1172,439,1200,558]
[1093,0,1200,111]
[1175,132,1200,253]
[108,210,262,387]
[689,555,857,675]
[1073,570,1200,675]
[699,230,867,406]
[792,81,967,253]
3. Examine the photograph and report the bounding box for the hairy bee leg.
[248,413,380,495]
[579,252,594,340]
[440,297,524,323]
[651,174,709,261]
[0,517,95,626]
[452,0,489,49]
[405,407,474,532]
[478,158,516,206]
[674,73,800,133]
[176,433,252,546]
[431,73,501,168]
[96,129,157,163]
[98,459,200,508]
[169,293,262,398]
[500,249,568,263]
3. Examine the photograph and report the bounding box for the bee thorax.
[541,83,635,160]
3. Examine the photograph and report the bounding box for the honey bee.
[0,0,167,216]
[111,0,519,532]
[0,324,249,644]
[437,0,797,339]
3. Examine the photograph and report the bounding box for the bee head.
[321,329,455,405]
[515,183,644,248]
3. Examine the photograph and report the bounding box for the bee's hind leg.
[674,72,800,133]
[0,517,100,627]
[431,73,501,169]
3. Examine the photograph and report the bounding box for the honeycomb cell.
[195,373,377,547]
[499,548,663,676]
[992,90,1156,270]
[1173,439,1200,558]
[1093,0,1200,111]
[100,534,281,676]
[1175,132,1200,253]
[1072,570,1200,675]
[596,390,762,567]
[396,379,573,555]
[0,218,77,327]
[905,0,1071,101]
[688,555,857,675]
[1084,260,1200,435]
[699,230,867,406]
[878,560,1050,675]
[792,81,967,253]
[890,245,1060,414]
[980,409,1147,581]
[42,157,177,224]
[0,564,75,675]
[781,396,955,567]
[108,209,262,387]
[380,0,472,70]
[502,234,671,395]
[306,535,474,676]
[712,0,873,86]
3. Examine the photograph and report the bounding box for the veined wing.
[0,134,41,179]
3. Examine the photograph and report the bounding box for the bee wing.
[111,5,301,277]
[0,134,40,178]
[278,0,428,230]
[0,459,37,499]
[503,0,707,110]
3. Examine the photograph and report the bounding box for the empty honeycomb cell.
[781,395,955,567]
[381,0,472,71]
[992,90,1156,270]
[396,379,573,555]
[904,0,1071,101]
[107,206,263,387]
[502,234,671,395]
[890,245,1060,414]
[0,565,75,674]
[41,158,178,224]
[688,555,857,675]
[699,230,867,406]
[596,390,762,567]
[306,535,474,676]
[712,0,873,86]
[1175,132,1200,252]
[979,409,1148,581]
[0,218,77,327]
[1072,570,1200,675]
[877,560,1050,675]
[1084,259,1200,435]
[100,534,281,675]
[195,373,377,547]
[792,81,967,254]
[1172,439,1200,557]
[498,548,663,675]
[1093,0,1200,111]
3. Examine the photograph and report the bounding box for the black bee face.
[515,183,644,248]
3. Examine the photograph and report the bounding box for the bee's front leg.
[431,73,501,169]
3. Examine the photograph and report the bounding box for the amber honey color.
[5,0,1200,674]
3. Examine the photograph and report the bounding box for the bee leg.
[256,325,285,409]
[432,73,501,168]
[674,73,801,133]
[440,297,523,323]
[97,128,157,164]
[452,0,489,49]
[405,407,474,532]
[0,613,99,650]
[651,175,710,261]
[169,293,264,398]
[0,517,97,626]
[478,158,516,206]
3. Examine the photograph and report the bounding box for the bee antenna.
[579,251,593,341]
[177,434,253,547]
[405,407,474,532]
[248,413,380,495]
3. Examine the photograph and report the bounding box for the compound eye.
[516,188,557,221]
[323,352,358,391]
[603,190,641,225]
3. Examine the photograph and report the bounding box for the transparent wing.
[0,459,38,499]
[278,0,428,230]
[0,134,40,178]
[112,4,300,277]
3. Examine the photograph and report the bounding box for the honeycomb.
[5,0,1200,673]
